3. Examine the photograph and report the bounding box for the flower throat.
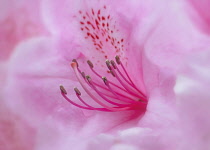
[60,55,148,112]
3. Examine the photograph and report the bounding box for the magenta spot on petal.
[77,6,129,63]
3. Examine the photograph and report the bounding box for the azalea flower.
[1,0,210,150]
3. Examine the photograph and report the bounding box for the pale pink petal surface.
[0,101,36,150]
[186,0,210,34]
[0,1,48,149]
[175,51,210,150]
[0,0,47,61]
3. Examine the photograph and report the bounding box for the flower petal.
[0,101,35,150]
[175,51,210,150]
[0,0,47,61]
[186,0,210,34]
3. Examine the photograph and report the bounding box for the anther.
[115,55,121,64]
[110,70,115,77]
[102,77,108,85]
[60,85,67,94]
[87,60,94,68]
[72,59,79,67]
[81,72,86,79]
[86,75,92,82]
[74,87,81,96]
[110,60,116,69]
[106,60,111,70]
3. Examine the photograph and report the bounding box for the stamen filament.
[115,55,146,98]
[71,62,131,111]
[86,76,130,107]
[104,80,137,103]
[78,69,133,102]
[109,65,144,99]
[120,62,146,98]
[86,66,141,102]
[61,91,114,111]
[113,61,144,96]
[60,56,148,112]
[89,66,131,94]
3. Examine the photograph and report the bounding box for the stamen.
[81,72,86,79]
[92,78,136,103]
[61,89,111,111]
[110,60,116,69]
[60,56,147,112]
[118,58,146,98]
[75,90,95,108]
[115,55,121,64]
[72,59,79,67]
[109,64,143,99]
[85,75,91,82]
[87,60,94,68]
[71,61,132,111]
[101,77,135,103]
[86,76,129,106]
[81,72,127,101]
[102,76,108,85]
[74,87,81,96]
[110,70,115,77]
[88,65,130,93]
[60,85,92,109]
[60,85,67,94]
[105,60,112,70]
[111,59,147,100]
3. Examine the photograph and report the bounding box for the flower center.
[60,56,148,112]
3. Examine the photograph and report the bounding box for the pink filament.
[120,63,146,98]
[60,58,147,112]
[71,62,131,111]
[110,65,147,102]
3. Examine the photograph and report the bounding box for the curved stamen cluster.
[60,56,147,112]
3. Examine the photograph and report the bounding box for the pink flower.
[175,51,210,150]
[2,0,210,150]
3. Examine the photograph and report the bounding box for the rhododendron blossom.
[1,0,210,150]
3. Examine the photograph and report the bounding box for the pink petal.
[0,101,35,150]
[143,0,210,93]
[86,127,180,150]
[0,0,47,61]
[186,0,210,34]
[140,0,209,130]
[175,51,210,150]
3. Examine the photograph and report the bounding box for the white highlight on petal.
[110,144,139,150]
[191,63,210,79]
[174,76,197,96]
[119,127,152,139]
